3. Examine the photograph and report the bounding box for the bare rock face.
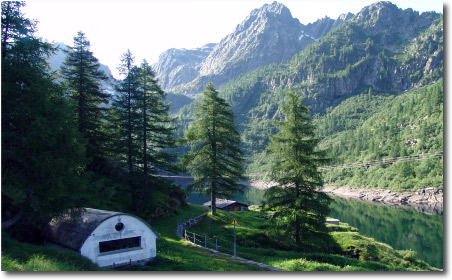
[153,43,216,91]
[354,2,436,31]
[323,185,443,215]
[198,2,307,78]
[303,13,353,40]
[153,2,348,93]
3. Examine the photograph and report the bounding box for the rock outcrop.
[153,43,216,91]
[154,2,349,93]
[323,185,443,215]
[303,13,353,40]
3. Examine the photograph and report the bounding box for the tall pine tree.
[262,90,330,248]
[134,60,177,212]
[110,49,140,174]
[181,82,244,215]
[61,31,110,171]
[2,1,87,230]
[137,60,176,178]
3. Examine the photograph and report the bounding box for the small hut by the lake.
[203,199,249,211]
[41,208,159,268]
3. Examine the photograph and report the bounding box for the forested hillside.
[1,2,185,242]
[320,80,443,190]
[1,0,443,272]
[172,2,443,191]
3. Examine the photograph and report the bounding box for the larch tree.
[60,31,110,170]
[1,1,87,230]
[134,60,177,212]
[110,49,140,174]
[108,50,141,207]
[262,90,330,248]
[181,82,244,215]
[1,1,34,59]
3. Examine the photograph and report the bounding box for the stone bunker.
[41,208,159,267]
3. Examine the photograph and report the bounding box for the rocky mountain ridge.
[153,1,351,94]
[223,1,443,112]
[170,1,443,178]
[152,43,216,91]
[303,13,354,40]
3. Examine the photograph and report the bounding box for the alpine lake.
[182,183,443,269]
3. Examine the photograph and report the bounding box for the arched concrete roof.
[41,208,159,252]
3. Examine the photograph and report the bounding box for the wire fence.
[153,151,443,179]
[184,230,237,257]
[318,151,443,171]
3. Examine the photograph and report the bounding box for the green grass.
[187,208,437,271]
[1,203,264,271]
[1,203,437,271]
[130,203,263,271]
[1,232,104,271]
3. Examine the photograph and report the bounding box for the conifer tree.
[61,31,110,170]
[134,60,176,210]
[1,1,87,229]
[137,60,176,176]
[111,49,140,174]
[181,82,244,215]
[1,1,34,59]
[262,90,330,248]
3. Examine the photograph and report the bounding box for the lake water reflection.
[182,183,443,269]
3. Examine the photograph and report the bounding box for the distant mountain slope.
[303,13,354,40]
[154,1,350,94]
[219,1,442,112]
[153,43,216,91]
[47,42,114,90]
[320,80,443,191]
[173,1,442,176]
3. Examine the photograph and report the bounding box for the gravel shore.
[245,180,443,215]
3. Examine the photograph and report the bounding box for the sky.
[22,0,443,79]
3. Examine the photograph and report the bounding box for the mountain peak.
[353,1,440,40]
[236,1,298,33]
[258,1,289,15]
[354,1,402,22]
[197,1,304,78]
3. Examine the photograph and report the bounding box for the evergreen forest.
[1,0,443,272]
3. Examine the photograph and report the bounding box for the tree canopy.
[262,90,330,248]
[60,31,110,170]
[181,82,244,215]
[1,1,87,230]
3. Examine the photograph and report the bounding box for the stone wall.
[176,213,207,238]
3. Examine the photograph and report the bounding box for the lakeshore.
[245,181,443,215]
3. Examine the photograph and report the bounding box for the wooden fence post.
[204,235,207,248]
[193,232,196,244]
[216,239,218,251]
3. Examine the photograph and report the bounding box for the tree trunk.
[211,189,216,216]
[127,74,133,174]
[295,182,301,246]
[295,215,301,246]
[142,88,148,188]
[77,54,85,135]
[1,2,11,59]
[209,106,218,216]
